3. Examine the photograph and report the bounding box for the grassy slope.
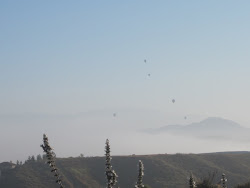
[1,153,250,188]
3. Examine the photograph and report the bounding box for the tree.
[31,155,35,162]
[79,153,84,158]
[36,154,42,161]
[105,139,118,188]
[42,154,46,160]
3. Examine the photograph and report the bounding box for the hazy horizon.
[1,1,250,162]
[1,116,250,163]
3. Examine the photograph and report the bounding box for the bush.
[235,182,250,188]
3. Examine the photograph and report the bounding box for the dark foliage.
[196,171,221,188]
[235,182,250,188]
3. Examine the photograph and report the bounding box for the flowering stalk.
[105,139,118,188]
[221,173,227,188]
[189,173,196,188]
[135,160,145,188]
[41,134,64,188]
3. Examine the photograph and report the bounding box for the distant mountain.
[1,152,250,188]
[143,117,250,141]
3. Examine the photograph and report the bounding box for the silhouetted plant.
[196,171,220,188]
[221,173,227,188]
[189,173,196,188]
[105,139,118,188]
[235,182,250,188]
[41,134,64,188]
[135,160,145,188]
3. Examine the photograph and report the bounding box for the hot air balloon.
[172,99,175,103]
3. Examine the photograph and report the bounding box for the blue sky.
[1,1,250,162]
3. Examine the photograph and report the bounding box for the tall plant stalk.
[41,134,64,188]
[189,173,196,188]
[105,139,118,188]
[221,173,227,188]
[135,160,145,188]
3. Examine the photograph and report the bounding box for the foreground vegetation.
[2,152,250,187]
[1,135,250,187]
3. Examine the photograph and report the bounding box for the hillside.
[1,152,250,188]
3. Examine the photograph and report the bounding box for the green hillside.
[1,152,250,188]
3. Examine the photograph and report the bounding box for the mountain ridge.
[143,117,250,141]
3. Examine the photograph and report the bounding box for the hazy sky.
[1,1,250,162]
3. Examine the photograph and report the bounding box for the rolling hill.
[1,152,250,187]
